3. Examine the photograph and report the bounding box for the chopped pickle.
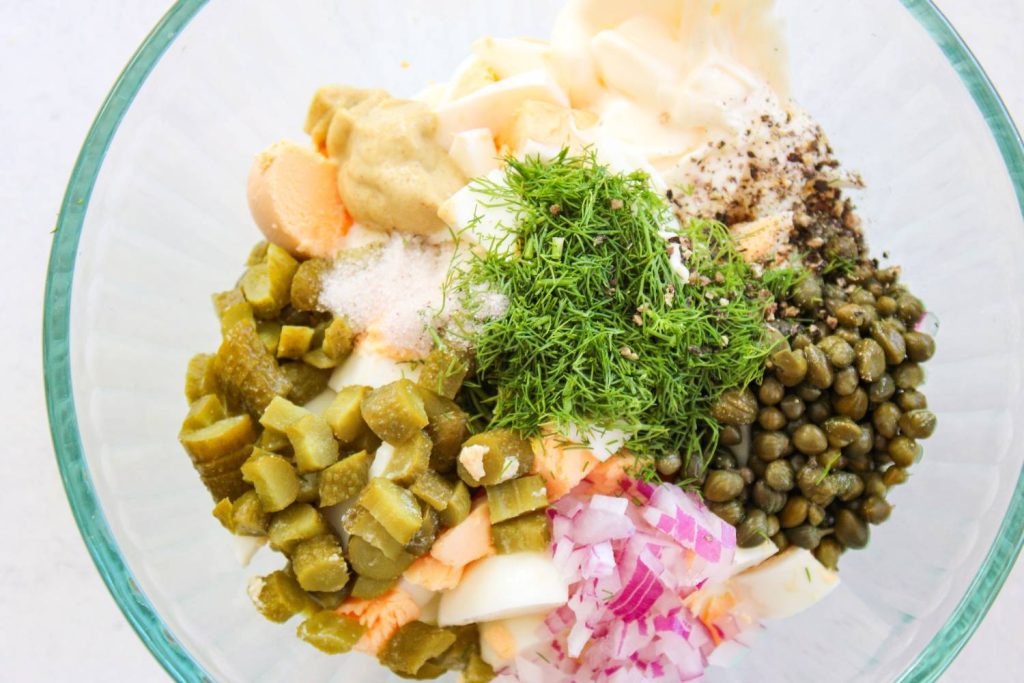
[268,503,330,553]
[358,478,423,545]
[193,445,253,478]
[181,394,227,432]
[287,413,340,472]
[256,320,282,355]
[310,587,351,610]
[457,430,534,487]
[281,362,332,405]
[319,451,372,506]
[296,472,321,504]
[267,244,300,308]
[417,349,469,400]
[259,396,311,433]
[491,511,550,554]
[429,624,479,671]
[351,429,384,454]
[215,319,293,416]
[180,414,257,462]
[231,489,270,535]
[323,317,355,362]
[185,354,220,403]
[325,386,373,444]
[212,497,233,531]
[277,325,316,359]
[241,454,300,512]
[256,427,291,454]
[486,475,549,524]
[241,264,280,318]
[247,240,269,266]
[292,535,349,592]
[351,575,399,600]
[302,348,339,370]
[410,470,455,511]
[405,506,439,557]
[290,258,332,312]
[347,536,415,580]
[384,431,431,486]
[438,481,471,528]
[362,380,429,444]
[296,611,365,655]
[213,289,255,335]
[463,651,496,683]
[416,389,470,473]
[379,621,457,677]
[201,469,251,501]
[341,505,407,559]
[250,570,313,623]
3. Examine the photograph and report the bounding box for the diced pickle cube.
[201,469,250,501]
[193,445,252,478]
[256,321,282,355]
[267,244,300,306]
[325,386,373,444]
[342,505,406,559]
[290,258,332,312]
[241,263,280,318]
[379,621,457,677]
[351,576,398,600]
[358,478,423,545]
[277,325,316,360]
[322,317,355,362]
[310,588,351,611]
[231,489,270,536]
[486,475,549,524]
[281,362,331,405]
[241,454,300,512]
[296,611,365,655]
[416,389,470,473]
[181,394,227,432]
[256,427,291,454]
[212,497,233,531]
[185,354,220,403]
[383,431,431,486]
[292,535,349,592]
[213,289,255,335]
[215,319,293,416]
[260,396,311,433]
[362,380,429,444]
[250,570,312,623]
[491,511,551,554]
[438,481,471,528]
[180,414,257,462]
[296,472,321,504]
[318,451,371,507]
[347,536,415,580]
[417,349,469,399]
[404,507,439,557]
[464,651,496,682]
[457,430,534,487]
[287,414,340,473]
[410,470,455,511]
[302,348,339,370]
[429,624,479,671]
[247,241,269,266]
[268,503,329,553]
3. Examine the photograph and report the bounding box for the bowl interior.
[48,0,1024,681]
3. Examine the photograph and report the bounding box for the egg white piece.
[472,36,550,79]
[479,613,548,670]
[232,535,266,566]
[328,338,420,392]
[730,540,778,576]
[438,170,518,256]
[730,547,839,620]
[369,442,395,479]
[449,128,501,179]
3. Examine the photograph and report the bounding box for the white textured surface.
[0,1,1021,681]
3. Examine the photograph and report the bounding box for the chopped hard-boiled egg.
[730,540,779,576]
[479,613,548,670]
[472,37,550,80]
[458,444,490,483]
[369,442,395,479]
[232,535,266,566]
[327,337,420,391]
[437,169,518,255]
[729,547,839,620]
[449,128,501,179]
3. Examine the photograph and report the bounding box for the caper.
[860,496,892,524]
[753,431,790,462]
[874,431,890,453]
[862,472,886,498]
[792,333,813,351]
[708,499,746,526]
[796,384,823,402]
[798,465,839,507]
[758,406,787,431]
[771,531,790,551]
[842,421,873,458]
[807,503,827,526]
[789,453,808,471]
[656,452,683,477]
[897,294,925,324]
[712,450,737,470]
[870,321,907,365]
[772,349,807,387]
[876,295,897,316]
[786,416,809,435]
[702,469,745,502]
[818,336,854,368]
[833,509,869,549]
[804,344,834,389]
[834,327,861,344]
[720,425,742,446]
[779,496,809,528]
[822,417,859,449]
[746,459,765,478]
[833,387,869,421]
[792,275,823,310]
[816,449,842,471]
[868,374,896,403]
[833,367,859,396]
[806,398,832,425]
[764,459,795,492]
[764,326,789,354]
[752,480,787,514]
[893,363,925,390]
[814,537,844,570]
[845,451,872,473]
[873,402,902,439]
[850,288,876,306]
[896,390,928,411]
[758,377,785,406]
[904,332,936,362]
[854,338,886,383]
[883,466,909,487]
[737,509,769,548]
[786,525,832,550]
[833,471,865,501]
[792,424,828,455]
[836,303,869,328]
[779,395,805,420]
[712,388,759,425]
[899,409,937,439]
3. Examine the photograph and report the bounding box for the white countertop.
[2,1,1021,680]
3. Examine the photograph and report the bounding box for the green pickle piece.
[213,289,255,336]
[310,588,351,610]
[319,451,372,507]
[297,611,365,655]
[464,651,496,682]
[281,362,332,405]
[259,396,311,433]
[438,481,471,528]
[277,325,316,360]
[347,536,415,580]
[486,475,549,524]
[212,497,233,531]
[379,621,457,677]
[492,511,550,554]
[429,624,479,671]
[296,472,321,504]
[410,470,455,511]
[180,414,257,462]
[457,430,534,487]
[359,478,423,545]
[256,320,282,355]
[351,575,399,600]
[292,535,349,592]
[416,389,470,473]
[241,453,300,512]
[256,427,292,454]
[342,505,407,559]
[405,507,440,557]
[185,354,220,404]
[215,319,293,416]
[362,380,429,444]
[241,263,280,318]
[181,394,227,432]
[250,570,313,623]
[287,413,340,473]
[267,243,300,306]
[231,489,270,536]
[325,385,373,443]
[247,241,269,266]
[291,258,332,312]
[193,445,252,478]
[268,503,330,553]
[323,317,355,362]
[384,431,432,486]
[417,349,469,400]
[201,468,251,501]
[302,348,339,370]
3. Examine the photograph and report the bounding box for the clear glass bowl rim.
[42,1,1024,681]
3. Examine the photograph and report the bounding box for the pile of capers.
[701,264,937,570]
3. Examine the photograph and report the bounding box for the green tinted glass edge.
[42,1,1024,682]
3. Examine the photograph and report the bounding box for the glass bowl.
[44,1,1024,681]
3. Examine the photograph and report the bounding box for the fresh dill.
[822,254,857,277]
[805,566,813,583]
[445,151,792,463]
